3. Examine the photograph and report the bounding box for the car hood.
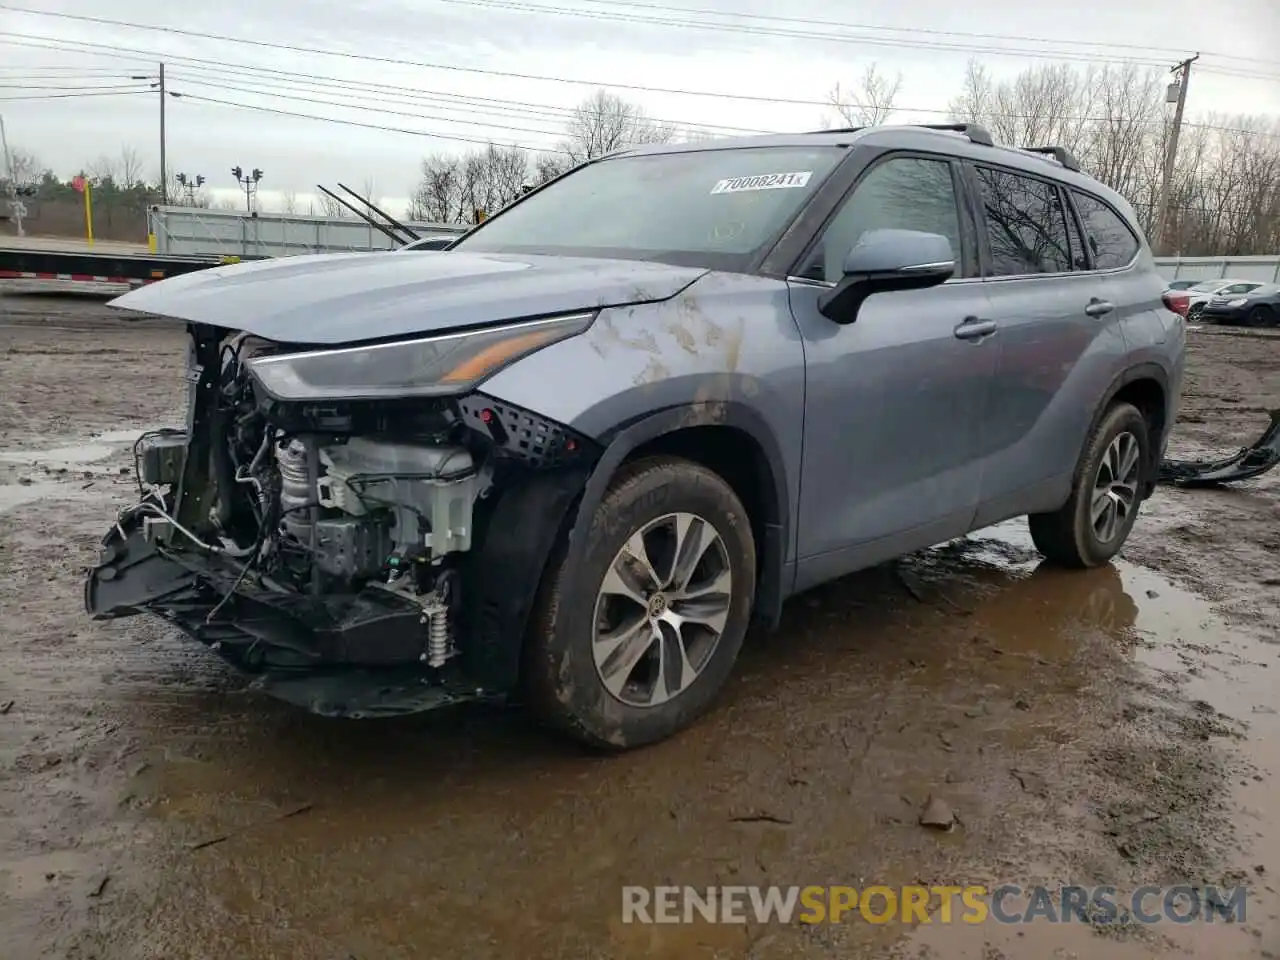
[109,250,708,344]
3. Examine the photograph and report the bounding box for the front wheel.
[524,456,756,750]
[1248,305,1277,328]
[1029,402,1151,569]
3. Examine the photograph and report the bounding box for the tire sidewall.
[545,462,756,748]
[1071,403,1150,566]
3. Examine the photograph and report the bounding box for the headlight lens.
[246,311,596,400]
[1226,298,1248,307]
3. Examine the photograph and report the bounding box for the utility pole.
[1153,53,1198,255]
[159,63,167,205]
[131,64,168,204]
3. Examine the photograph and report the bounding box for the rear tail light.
[1162,291,1191,317]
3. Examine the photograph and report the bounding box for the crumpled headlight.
[1226,298,1248,308]
[245,311,597,400]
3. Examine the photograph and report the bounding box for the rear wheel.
[525,456,756,750]
[1029,402,1150,568]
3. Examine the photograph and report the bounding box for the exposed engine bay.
[86,322,598,717]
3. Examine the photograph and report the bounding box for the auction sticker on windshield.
[710,171,812,194]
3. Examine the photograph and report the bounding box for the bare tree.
[280,190,298,215]
[409,144,531,223]
[532,152,570,186]
[1,148,45,193]
[214,196,239,211]
[360,177,382,210]
[317,192,349,217]
[118,146,145,189]
[942,57,1280,255]
[559,90,674,164]
[86,154,119,187]
[828,63,903,127]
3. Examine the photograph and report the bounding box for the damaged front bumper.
[1157,408,1280,488]
[85,503,486,717]
[86,453,592,718]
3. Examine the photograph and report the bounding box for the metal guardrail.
[1155,255,1280,284]
[149,206,468,259]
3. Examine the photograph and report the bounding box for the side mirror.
[817,229,956,323]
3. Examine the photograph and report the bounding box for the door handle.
[1085,298,1115,318]
[954,317,998,341]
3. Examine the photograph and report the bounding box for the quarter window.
[1071,191,1140,270]
[973,166,1072,275]
[798,156,963,284]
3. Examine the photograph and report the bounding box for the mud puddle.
[895,539,1280,959]
[0,517,1267,959]
[0,427,171,514]
[0,428,153,467]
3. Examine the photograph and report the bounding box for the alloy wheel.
[591,512,733,708]
[1091,431,1141,544]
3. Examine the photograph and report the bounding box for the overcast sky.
[2,0,1278,215]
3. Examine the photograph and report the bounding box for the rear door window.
[972,165,1072,276]
[1070,191,1140,270]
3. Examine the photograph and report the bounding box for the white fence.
[149,206,468,258]
[1154,255,1280,284]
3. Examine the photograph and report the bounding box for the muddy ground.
[0,293,1278,960]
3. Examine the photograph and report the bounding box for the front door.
[786,153,998,592]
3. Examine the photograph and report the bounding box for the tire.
[1029,401,1151,569]
[1188,303,1204,322]
[1248,305,1277,328]
[524,456,757,750]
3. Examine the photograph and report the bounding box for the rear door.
[965,163,1130,527]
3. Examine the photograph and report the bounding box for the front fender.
[480,273,807,626]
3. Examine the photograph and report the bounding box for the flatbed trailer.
[0,244,243,290]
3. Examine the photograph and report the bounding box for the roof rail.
[912,123,995,147]
[1022,145,1082,172]
[803,126,864,135]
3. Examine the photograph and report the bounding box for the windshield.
[1188,280,1223,292]
[451,145,845,271]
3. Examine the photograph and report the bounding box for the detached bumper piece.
[1158,408,1280,488]
[84,511,493,719]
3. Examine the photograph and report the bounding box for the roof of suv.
[613,123,1140,229]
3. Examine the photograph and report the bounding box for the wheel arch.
[569,402,792,630]
[1087,362,1170,499]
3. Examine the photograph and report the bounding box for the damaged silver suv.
[86,124,1185,749]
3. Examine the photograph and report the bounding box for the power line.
[170,91,570,153]
[166,67,774,135]
[0,5,1240,107]
[2,35,1276,149]
[0,90,151,101]
[162,65,1280,143]
[169,76,586,140]
[0,1,1229,71]
[7,26,1279,130]
[0,82,150,91]
[510,0,1280,65]
[421,0,1172,66]
[9,34,1276,146]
